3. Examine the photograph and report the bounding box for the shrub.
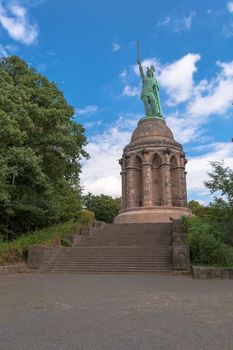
[61,239,72,247]
[75,210,95,226]
[219,244,233,267]
[185,216,232,266]
[197,233,220,264]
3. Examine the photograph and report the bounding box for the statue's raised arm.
[137,59,145,80]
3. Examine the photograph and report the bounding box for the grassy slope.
[0,221,82,265]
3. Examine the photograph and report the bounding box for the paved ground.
[0,274,233,350]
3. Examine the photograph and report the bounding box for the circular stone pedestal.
[114,206,193,224]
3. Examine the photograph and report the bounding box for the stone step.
[50,252,172,256]
[44,260,173,265]
[44,254,172,259]
[56,246,172,250]
[50,258,172,261]
[43,265,173,271]
[41,266,173,271]
[48,248,172,253]
[41,271,174,275]
[34,222,177,274]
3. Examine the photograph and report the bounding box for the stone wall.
[119,148,187,210]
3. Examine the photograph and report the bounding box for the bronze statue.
[137,42,162,118]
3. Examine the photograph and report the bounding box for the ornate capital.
[163,147,171,155]
[141,148,149,155]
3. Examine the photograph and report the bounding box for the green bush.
[196,233,220,264]
[75,209,95,226]
[184,216,233,266]
[61,239,72,247]
[219,244,233,267]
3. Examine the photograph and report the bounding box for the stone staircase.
[39,223,175,274]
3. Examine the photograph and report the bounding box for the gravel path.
[0,274,233,350]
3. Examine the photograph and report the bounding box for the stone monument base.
[114,206,193,224]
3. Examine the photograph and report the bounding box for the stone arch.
[151,153,162,206]
[133,155,143,207]
[133,154,143,167]
[170,154,180,206]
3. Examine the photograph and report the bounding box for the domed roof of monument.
[131,118,174,143]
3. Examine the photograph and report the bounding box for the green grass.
[0,220,84,265]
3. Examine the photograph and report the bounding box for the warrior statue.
[137,42,162,118]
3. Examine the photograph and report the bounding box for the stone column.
[121,171,127,209]
[119,158,127,209]
[141,150,153,207]
[173,155,187,207]
[161,149,172,206]
[126,156,136,208]
[180,155,188,207]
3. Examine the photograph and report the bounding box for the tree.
[83,193,121,223]
[204,161,233,209]
[188,200,206,216]
[0,56,88,240]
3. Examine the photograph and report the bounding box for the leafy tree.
[188,200,206,216]
[83,193,121,223]
[0,56,88,240]
[204,161,233,209]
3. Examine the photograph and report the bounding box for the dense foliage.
[188,200,206,216]
[185,217,233,267]
[186,161,233,267]
[83,193,121,223]
[0,56,88,240]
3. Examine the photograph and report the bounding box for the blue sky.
[0,0,233,203]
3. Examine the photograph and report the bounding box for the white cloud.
[165,60,233,143]
[0,44,9,57]
[0,43,17,57]
[157,17,171,27]
[122,84,140,97]
[133,58,160,76]
[83,120,103,129]
[227,1,233,13]
[188,60,233,116]
[182,11,196,30]
[187,142,233,195]
[218,60,233,76]
[119,68,127,81]
[112,42,121,52]
[157,12,195,32]
[76,105,99,116]
[166,114,204,144]
[80,123,133,197]
[115,112,140,130]
[164,62,233,144]
[159,53,201,105]
[0,2,38,44]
